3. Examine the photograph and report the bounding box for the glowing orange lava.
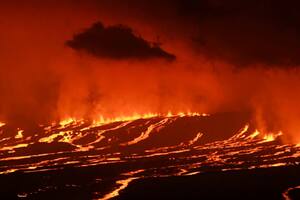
[249,129,283,143]
[0,122,5,128]
[15,129,24,139]
[59,112,209,127]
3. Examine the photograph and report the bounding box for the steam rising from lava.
[1,1,300,143]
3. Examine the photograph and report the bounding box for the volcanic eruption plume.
[1,0,300,144]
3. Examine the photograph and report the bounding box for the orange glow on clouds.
[0,1,300,145]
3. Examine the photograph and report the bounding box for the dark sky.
[64,0,300,66]
[2,0,300,66]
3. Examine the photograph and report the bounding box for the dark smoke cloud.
[94,0,300,67]
[66,22,176,61]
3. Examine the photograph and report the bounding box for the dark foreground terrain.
[117,165,300,200]
[0,112,299,199]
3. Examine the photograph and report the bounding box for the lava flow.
[0,112,300,199]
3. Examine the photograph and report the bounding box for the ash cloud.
[66,22,175,61]
[3,0,300,143]
[95,0,300,67]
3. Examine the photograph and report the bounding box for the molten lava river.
[1,112,300,199]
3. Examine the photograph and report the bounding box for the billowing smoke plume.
[1,0,300,143]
